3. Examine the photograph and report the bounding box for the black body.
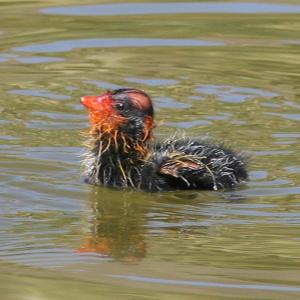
[82,88,248,192]
[84,136,248,192]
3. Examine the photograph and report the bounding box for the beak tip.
[80,96,86,104]
[81,96,91,109]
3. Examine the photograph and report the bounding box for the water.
[1,1,300,299]
[14,38,224,52]
[41,2,300,16]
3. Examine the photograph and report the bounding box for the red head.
[81,88,155,141]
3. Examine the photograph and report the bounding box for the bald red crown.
[81,89,155,140]
[111,88,154,117]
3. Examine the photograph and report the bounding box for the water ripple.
[125,77,179,86]
[195,85,278,103]
[13,38,224,53]
[41,2,300,16]
[112,275,300,292]
[16,56,64,64]
[153,97,191,110]
[8,89,71,100]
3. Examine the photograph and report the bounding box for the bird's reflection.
[76,188,147,263]
[76,186,245,264]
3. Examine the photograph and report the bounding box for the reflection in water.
[40,2,300,16]
[195,85,278,103]
[266,112,300,121]
[2,0,300,298]
[112,275,300,292]
[77,190,146,263]
[0,53,64,64]
[84,78,179,91]
[15,56,64,64]
[166,119,211,128]
[0,53,18,63]
[153,96,191,110]
[125,77,179,86]
[13,38,224,53]
[84,80,122,90]
[8,88,71,100]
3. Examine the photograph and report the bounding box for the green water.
[1,1,300,299]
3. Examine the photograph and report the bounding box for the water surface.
[14,38,223,53]
[41,2,300,16]
[1,1,300,299]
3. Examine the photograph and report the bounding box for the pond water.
[1,1,300,299]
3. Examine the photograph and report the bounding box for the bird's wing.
[156,149,219,190]
[159,152,203,177]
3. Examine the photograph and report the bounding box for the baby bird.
[81,88,248,192]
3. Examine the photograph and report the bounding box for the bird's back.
[140,137,248,192]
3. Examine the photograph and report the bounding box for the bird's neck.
[83,128,150,187]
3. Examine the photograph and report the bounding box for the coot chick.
[81,88,248,192]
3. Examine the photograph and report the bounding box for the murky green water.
[1,1,300,299]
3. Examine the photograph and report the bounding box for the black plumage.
[81,88,248,192]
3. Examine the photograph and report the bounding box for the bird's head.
[81,88,155,142]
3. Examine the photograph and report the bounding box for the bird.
[80,88,248,192]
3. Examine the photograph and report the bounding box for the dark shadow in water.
[76,189,147,264]
[76,187,219,263]
[41,2,300,16]
[76,186,241,263]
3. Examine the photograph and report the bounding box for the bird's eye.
[115,102,125,111]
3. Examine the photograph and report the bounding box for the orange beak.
[80,95,98,110]
[80,92,113,112]
[81,91,126,129]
